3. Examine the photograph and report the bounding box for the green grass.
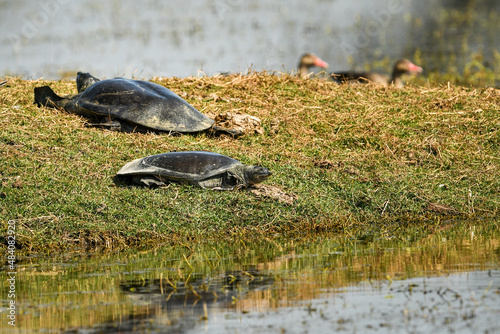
[0,73,499,253]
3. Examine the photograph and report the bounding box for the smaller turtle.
[116,151,272,190]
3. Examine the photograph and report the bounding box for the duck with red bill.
[331,59,423,88]
[298,53,329,77]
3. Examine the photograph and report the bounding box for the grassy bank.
[1,73,499,253]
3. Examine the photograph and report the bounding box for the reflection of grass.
[3,223,498,331]
[0,74,499,253]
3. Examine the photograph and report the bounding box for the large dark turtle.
[116,151,272,190]
[34,72,215,133]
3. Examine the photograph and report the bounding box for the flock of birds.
[297,53,423,88]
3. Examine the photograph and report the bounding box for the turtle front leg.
[99,117,123,131]
[86,116,122,131]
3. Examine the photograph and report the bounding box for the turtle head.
[76,72,100,93]
[245,166,272,185]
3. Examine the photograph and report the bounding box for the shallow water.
[1,227,499,333]
[1,0,499,82]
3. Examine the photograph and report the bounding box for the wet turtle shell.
[116,151,272,190]
[34,72,214,133]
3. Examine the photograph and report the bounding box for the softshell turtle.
[34,72,215,133]
[116,151,272,190]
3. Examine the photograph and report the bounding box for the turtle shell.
[76,78,214,132]
[116,151,242,182]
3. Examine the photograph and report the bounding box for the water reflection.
[89,270,275,333]
[1,226,498,333]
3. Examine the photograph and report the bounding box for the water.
[1,228,499,333]
[1,0,499,82]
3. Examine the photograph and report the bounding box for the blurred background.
[1,0,499,86]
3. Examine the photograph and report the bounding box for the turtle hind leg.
[87,119,154,133]
[34,86,64,107]
[114,175,167,187]
[133,176,168,187]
